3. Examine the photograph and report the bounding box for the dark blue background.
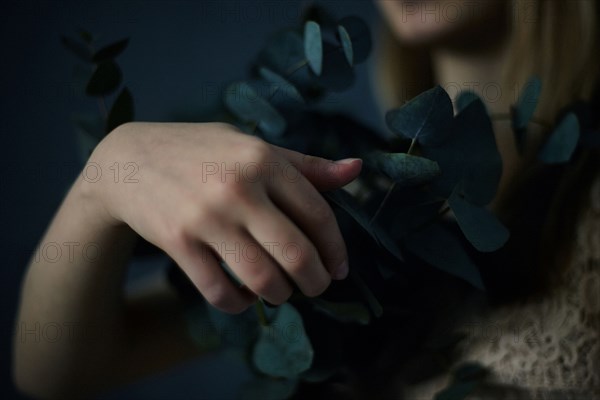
[1,1,382,398]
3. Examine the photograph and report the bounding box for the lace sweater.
[402,177,600,399]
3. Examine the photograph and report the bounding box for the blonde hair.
[374,0,600,295]
[375,0,600,124]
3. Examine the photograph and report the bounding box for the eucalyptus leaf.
[311,298,370,325]
[259,67,304,103]
[224,81,286,138]
[337,25,353,66]
[455,91,479,114]
[325,189,403,261]
[512,76,542,131]
[386,86,454,146]
[252,303,314,378]
[448,187,509,253]
[106,87,134,133]
[92,38,129,62]
[61,35,92,62]
[538,112,580,164]
[372,152,440,186]
[423,97,502,205]
[337,16,371,64]
[206,303,259,348]
[184,303,221,352]
[85,61,122,96]
[304,21,323,76]
[259,29,305,76]
[403,223,484,290]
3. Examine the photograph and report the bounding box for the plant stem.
[407,137,417,155]
[369,138,417,225]
[255,300,268,327]
[490,113,550,129]
[369,182,395,225]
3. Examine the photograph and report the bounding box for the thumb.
[273,146,362,191]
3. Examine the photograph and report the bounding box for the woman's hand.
[84,122,362,313]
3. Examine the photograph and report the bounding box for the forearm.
[13,177,137,398]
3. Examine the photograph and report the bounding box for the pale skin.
[13,122,362,398]
[14,1,526,398]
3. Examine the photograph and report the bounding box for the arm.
[13,122,362,398]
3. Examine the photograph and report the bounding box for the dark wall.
[0,0,382,398]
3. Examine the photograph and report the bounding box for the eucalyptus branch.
[490,112,550,129]
[369,137,417,225]
[255,300,269,327]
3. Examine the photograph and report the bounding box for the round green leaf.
[455,91,479,114]
[403,223,485,290]
[337,25,353,66]
[258,67,304,103]
[252,303,314,378]
[512,76,542,131]
[372,152,440,186]
[206,301,259,348]
[304,21,323,76]
[224,82,286,138]
[448,186,509,253]
[385,85,454,146]
[423,97,501,206]
[85,61,122,96]
[538,112,580,164]
[325,189,403,261]
[337,16,371,64]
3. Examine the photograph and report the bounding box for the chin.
[377,0,505,48]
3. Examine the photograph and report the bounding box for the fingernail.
[335,158,362,165]
[332,260,349,280]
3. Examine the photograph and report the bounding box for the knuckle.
[240,137,272,164]
[215,183,255,208]
[159,224,189,254]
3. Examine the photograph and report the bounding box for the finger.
[166,239,256,314]
[267,171,349,280]
[244,198,331,297]
[209,228,294,305]
[272,146,362,191]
